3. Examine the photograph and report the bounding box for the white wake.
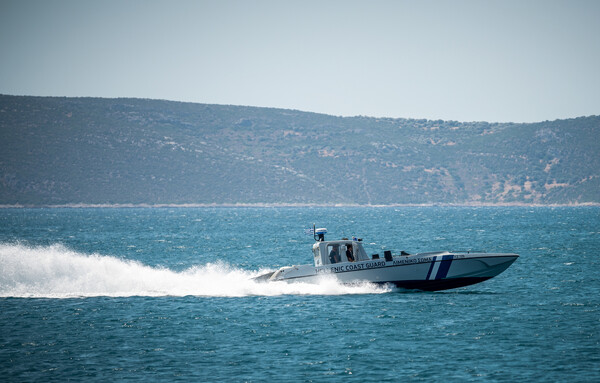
[0,243,390,298]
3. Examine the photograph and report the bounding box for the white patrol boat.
[255,227,518,291]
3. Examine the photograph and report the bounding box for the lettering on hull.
[315,254,470,275]
[316,260,387,274]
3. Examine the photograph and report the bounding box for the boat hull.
[386,277,491,291]
[264,252,518,292]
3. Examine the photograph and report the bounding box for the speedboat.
[255,227,518,291]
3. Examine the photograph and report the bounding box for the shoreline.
[1,202,599,208]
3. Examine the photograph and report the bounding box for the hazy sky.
[1,0,599,122]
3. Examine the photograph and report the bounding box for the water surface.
[1,207,598,381]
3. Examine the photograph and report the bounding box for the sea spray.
[0,243,390,298]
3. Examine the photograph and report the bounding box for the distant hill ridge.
[1,95,598,206]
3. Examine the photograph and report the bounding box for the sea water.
[0,207,598,381]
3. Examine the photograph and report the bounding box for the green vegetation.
[1,95,598,205]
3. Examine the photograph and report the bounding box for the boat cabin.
[312,240,370,266]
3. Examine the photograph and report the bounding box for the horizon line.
[2,93,598,125]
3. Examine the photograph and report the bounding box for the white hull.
[263,252,518,291]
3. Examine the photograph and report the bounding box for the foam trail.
[0,243,391,298]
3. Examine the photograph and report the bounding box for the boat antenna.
[313,225,327,242]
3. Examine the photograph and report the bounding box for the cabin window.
[313,246,322,266]
[328,244,341,264]
[344,244,355,262]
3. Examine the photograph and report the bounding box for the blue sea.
[0,207,598,381]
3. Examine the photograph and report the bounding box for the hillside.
[0,95,598,206]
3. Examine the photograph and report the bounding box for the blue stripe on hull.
[425,257,436,280]
[435,254,454,280]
